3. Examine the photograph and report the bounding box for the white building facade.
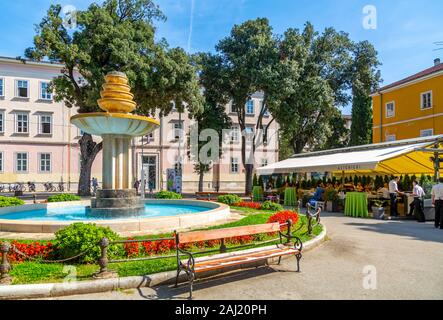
[0,56,279,193]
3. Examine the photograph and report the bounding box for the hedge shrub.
[0,196,25,207]
[155,191,182,199]
[217,194,242,205]
[261,201,284,212]
[47,194,81,203]
[53,223,121,263]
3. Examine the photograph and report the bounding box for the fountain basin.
[0,200,231,234]
[70,112,159,137]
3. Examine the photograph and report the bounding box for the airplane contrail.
[187,0,195,52]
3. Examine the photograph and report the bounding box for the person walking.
[91,177,98,196]
[431,177,443,229]
[133,179,140,194]
[388,176,403,219]
[411,180,426,222]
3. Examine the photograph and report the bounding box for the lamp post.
[141,134,145,199]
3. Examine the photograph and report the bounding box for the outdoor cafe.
[255,135,443,219]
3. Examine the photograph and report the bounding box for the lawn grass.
[6,211,322,285]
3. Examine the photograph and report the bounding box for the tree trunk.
[78,134,103,196]
[244,163,254,196]
[292,136,306,154]
[198,172,204,192]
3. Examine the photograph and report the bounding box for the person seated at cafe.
[308,182,325,207]
[377,183,390,199]
[356,182,364,192]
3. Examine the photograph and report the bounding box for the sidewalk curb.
[0,224,327,300]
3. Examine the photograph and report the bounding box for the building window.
[230,102,237,113]
[0,112,4,133]
[39,153,51,172]
[385,102,395,118]
[172,121,183,141]
[261,158,268,167]
[0,152,3,172]
[230,157,239,173]
[40,82,52,100]
[15,153,28,172]
[246,100,254,115]
[0,78,4,97]
[260,125,268,144]
[420,129,434,137]
[15,113,29,133]
[244,126,254,137]
[230,126,240,143]
[386,134,396,142]
[421,91,432,109]
[15,80,29,98]
[39,114,52,134]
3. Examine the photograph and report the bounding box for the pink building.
[0,56,279,193]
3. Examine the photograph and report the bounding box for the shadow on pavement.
[344,219,443,244]
[137,266,280,300]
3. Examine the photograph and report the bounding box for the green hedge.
[217,194,242,205]
[155,191,182,199]
[53,223,121,264]
[0,196,25,207]
[47,194,81,203]
[261,201,284,211]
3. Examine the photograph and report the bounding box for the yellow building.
[372,59,443,143]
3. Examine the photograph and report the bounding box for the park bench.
[174,220,303,298]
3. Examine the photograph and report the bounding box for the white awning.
[256,135,443,175]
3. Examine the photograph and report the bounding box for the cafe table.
[284,187,297,206]
[344,192,369,218]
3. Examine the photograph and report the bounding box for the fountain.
[70,71,160,217]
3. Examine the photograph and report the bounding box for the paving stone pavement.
[43,212,443,300]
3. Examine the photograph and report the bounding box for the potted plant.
[325,188,339,212]
[372,200,387,219]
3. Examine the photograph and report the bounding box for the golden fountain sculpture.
[71,71,159,217]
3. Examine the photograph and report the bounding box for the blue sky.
[1,0,443,114]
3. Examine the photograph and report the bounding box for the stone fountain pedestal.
[88,189,144,218]
[70,71,160,218]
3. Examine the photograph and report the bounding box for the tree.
[215,18,279,195]
[349,41,381,146]
[189,53,232,192]
[318,110,350,150]
[26,0,203,195]
[267,23,354,154]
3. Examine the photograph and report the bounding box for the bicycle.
[44,182,56,192]
[27,181,36,192]
[14,182,26,192]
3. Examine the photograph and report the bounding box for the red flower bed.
[0,241,53,263]
[226,235,255,245]
[233,201,262,210]
[124,238,140,257]
[267,210,299,231]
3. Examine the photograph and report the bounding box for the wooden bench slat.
[190,245,295,266]
[178,223,281,243]
[192,248,297,273]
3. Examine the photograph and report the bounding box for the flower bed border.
[0,224,327,300]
